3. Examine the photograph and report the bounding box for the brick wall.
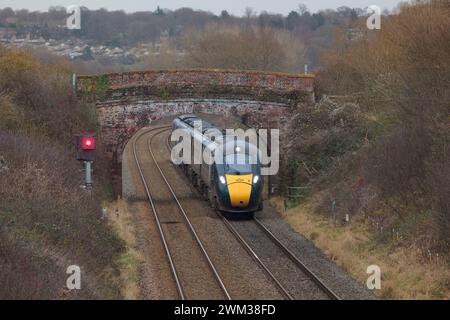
[77,69,315,103]
[97,99,294,164]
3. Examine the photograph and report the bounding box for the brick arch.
[76,69,315,168]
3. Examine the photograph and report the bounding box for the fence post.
[332,199,337,226]
[72,73,77,96]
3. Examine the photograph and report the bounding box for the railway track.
[253,218,340,300]
[133,126,231,300]
[161,127,340,300]
[224,218,340,300]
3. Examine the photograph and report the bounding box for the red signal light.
[82,137,95,150]
[75,132,96,161]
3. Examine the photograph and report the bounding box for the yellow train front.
[213,149,264,214]
[172,115,263,216]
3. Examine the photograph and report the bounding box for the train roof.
[176,114,221,134]
[177,114,198,123]
[174,115,261,158]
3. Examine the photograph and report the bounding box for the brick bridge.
[76,69,315,174]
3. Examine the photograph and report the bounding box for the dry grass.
[104,197,143,300]
[271,197,450,300]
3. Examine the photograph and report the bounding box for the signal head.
[82,137,95,150]
[76,132,96,161]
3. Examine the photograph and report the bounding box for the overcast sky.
[2,0,403,15]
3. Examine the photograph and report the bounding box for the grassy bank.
[271,197,449,299]
[104,198,142,299]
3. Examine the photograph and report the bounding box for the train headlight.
[219,176,226,185]
[253,175,260,184]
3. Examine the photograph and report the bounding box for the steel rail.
[132,126,185,299]
[149,128,232,300]
[219,215,294,300]
[254,218,341,300]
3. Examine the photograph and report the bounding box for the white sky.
[1,0,403,15]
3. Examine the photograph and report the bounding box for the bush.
[282,96,366,189]
[364,125,430,202]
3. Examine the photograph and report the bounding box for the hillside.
[0,48,125,299]
[276,1,449,299]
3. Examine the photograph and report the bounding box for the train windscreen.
[224,154,254,174]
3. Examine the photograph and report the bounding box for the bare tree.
[298,3,309,15]
[182,24,298,72]
[244,7,256,19]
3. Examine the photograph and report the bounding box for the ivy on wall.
[95,75,109,100]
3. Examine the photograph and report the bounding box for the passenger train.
[172,115,263,216]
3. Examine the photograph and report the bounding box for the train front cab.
[214,152,263,217]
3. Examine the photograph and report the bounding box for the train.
[171,115,263,216]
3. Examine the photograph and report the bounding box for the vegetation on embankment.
[279,2,449,299]
[0,48,125,299]
[272,197,449,299]
[104,198,142,300]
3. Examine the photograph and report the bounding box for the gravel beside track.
[256,206,377,300]
[229,219,331,299]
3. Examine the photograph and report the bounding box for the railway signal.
[75,132,96,189]
[76,132,96,161]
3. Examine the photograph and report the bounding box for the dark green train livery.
[172,115,263,216]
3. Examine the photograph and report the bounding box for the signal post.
[75,132,96,190]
